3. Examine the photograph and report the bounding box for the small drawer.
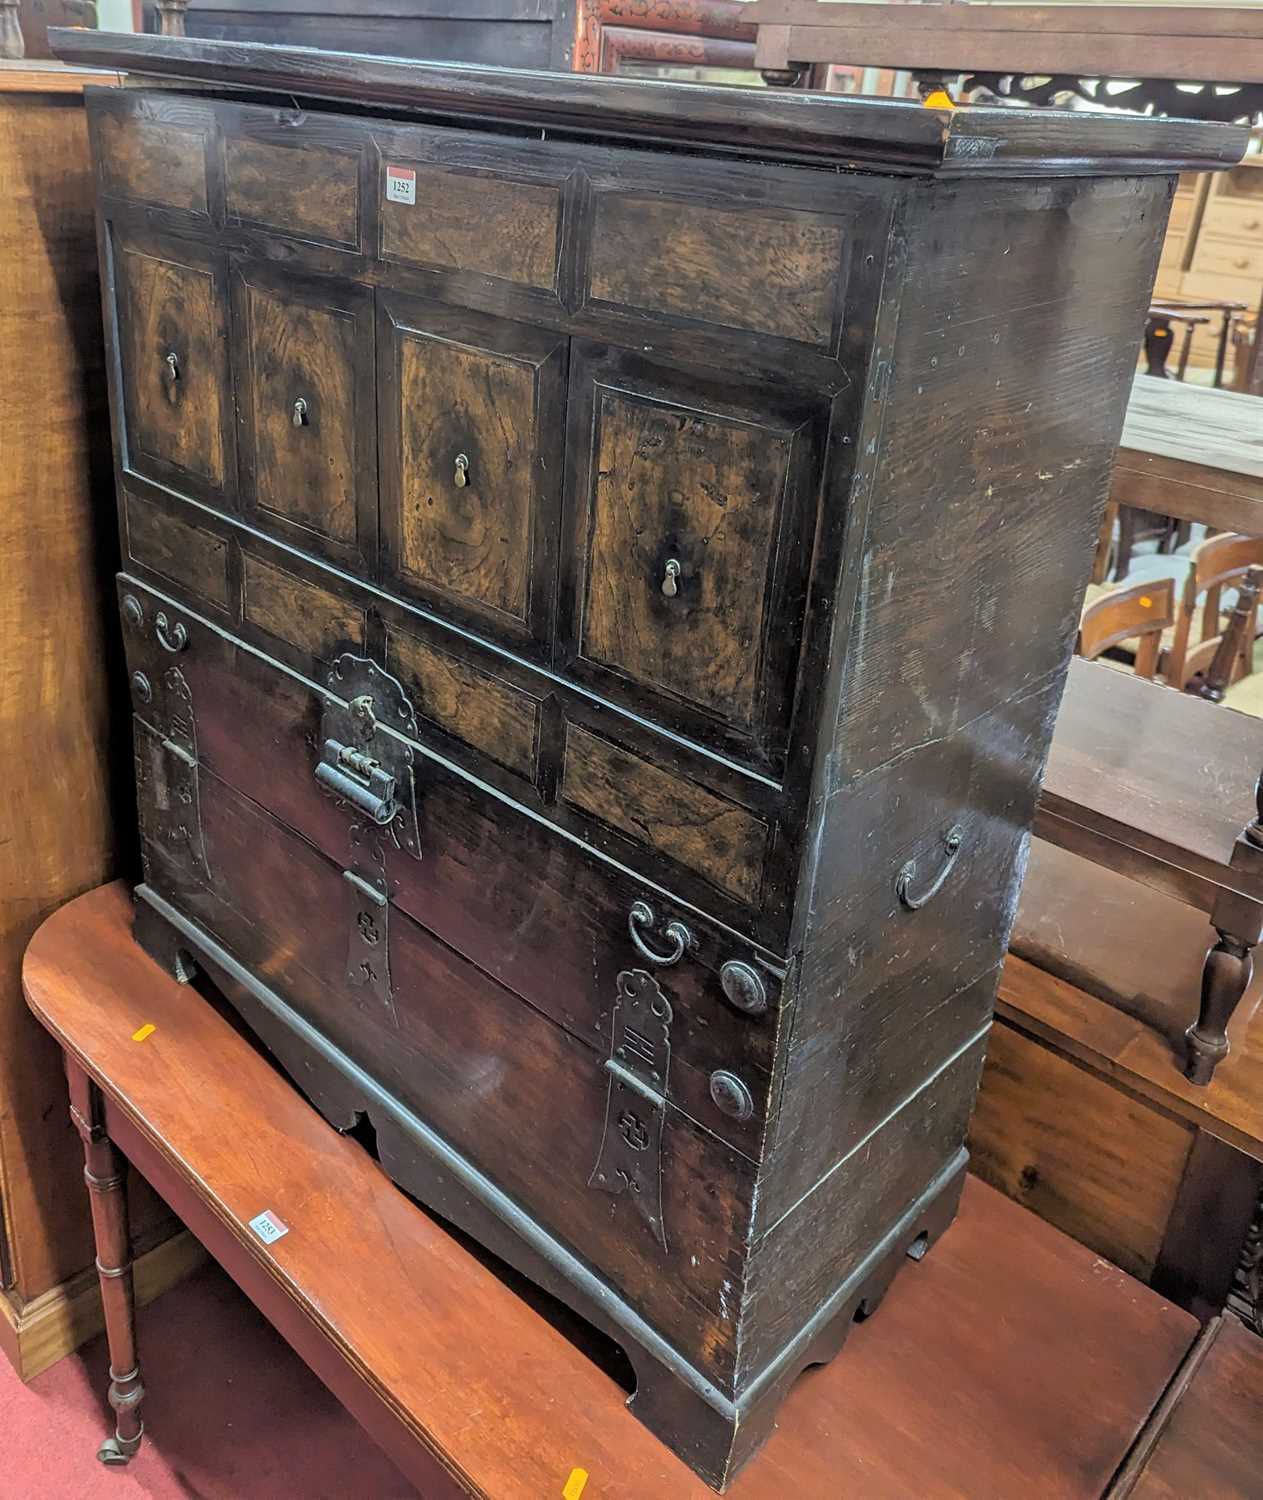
[111,228,233,504]
[561,721,770,909]
[241,553,365,665]
[225,119,363,251]
[1167,194,1196,235]
[124,492,230,611]
[586,186,846,349]
[1156,230,1186,272]
[1180,270,1261,306]
[385,625,542,781]
[1188,234,1263,282]
[231,260,376,571]
[376,132,567,296]
[1201,200,1263,240]
[93,97,210,216]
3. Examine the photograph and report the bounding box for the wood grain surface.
[588,194,842,345]
[1122,1316,1263,1499]
[96,109,208,214]
[386,626,541,778]
[22,882,1200,1500]
[562,722,769,904]
[124,492,231,610]
[0,86,174,1303]
[241,553,365,663]
[382,163,560,290]
[226,135,360,248]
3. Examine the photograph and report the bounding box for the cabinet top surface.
[51,30,1247,175]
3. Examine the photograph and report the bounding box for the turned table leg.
[1186,929,1254,1085]
[68,1060,145,1466]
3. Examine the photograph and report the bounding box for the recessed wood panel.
[125,494,230,608]
[116,240,228,491]
[589,193,843,346]
[97,111,208,215]
[381,164,560,290]
[240,281,360,545]
[576,381,795,730]
[241,554,364,661]
[562,724,768,905]
[386,629,540,778]
[226,137,361,248]
[969,1023,1194,1280]
[379,295,566,649]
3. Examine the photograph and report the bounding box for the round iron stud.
[131,671,152,704]
[719,959,768,1016]
[709,1070,754,1122]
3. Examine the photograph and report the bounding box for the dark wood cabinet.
[57,28,1246,1492]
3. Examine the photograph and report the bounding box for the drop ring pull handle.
[896,825,965,912]
[661,558,681,598]
[155,611,188,654]
[292,397,309,428]
[628,900,692,966]
[454,453,470,488]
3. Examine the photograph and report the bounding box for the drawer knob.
[710,1070,754,1122]
[660,558,681,598]
[896,824,965,912]
[292,397,309,428]
[719,959,768,1016]
[454,453,470,489]
[628,900,691,966]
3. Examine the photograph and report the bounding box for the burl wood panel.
[116,240,228,489]
[562,723,768,905]
[385,626,540,778]
[578,386,791,729]
[241,554,365,662]
[383,301,566,634]
[96,109,207,215]
[969,1023,1194,1280]
[124,492,230,609]
[588,194,843,346]
[239,279,360,544]
[381,163,561,291]
[225,137,360,248]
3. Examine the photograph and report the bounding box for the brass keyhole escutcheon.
[661,558,681,598]
[163,351,181,405]
[454,453,470,488]
[292,397,309,428]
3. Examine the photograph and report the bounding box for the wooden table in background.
[1115,375,1263,535]
[21,882,1210,1499]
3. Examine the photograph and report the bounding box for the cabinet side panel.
[757,174,1171,1242]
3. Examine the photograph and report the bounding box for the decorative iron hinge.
[589,970,673,1253]
[133,661,209,882]
[315,656,421,1018]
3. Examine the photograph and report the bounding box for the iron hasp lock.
[315,739,398,825]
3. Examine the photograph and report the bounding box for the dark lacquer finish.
[57,31,1245,1491]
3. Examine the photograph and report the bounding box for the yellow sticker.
[562,1469,589,1500]
[131,1023,156,1043]
[1139,595,1153,608]
[921,88,956,110]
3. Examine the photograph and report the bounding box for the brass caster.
[97,1428,143,1467]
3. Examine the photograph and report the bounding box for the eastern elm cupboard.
[51,28,1246,1490]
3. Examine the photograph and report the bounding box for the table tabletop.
[1114,376,1263,533]
[23,881,1200,1500]
[1039,658,1263,905]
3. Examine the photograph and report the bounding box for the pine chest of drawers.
[59,29,1244,1491]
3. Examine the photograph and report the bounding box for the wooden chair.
[1164,532,1263,690]
[1077,576,1176,679]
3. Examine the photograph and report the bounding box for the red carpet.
[4,1263,416,1499]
